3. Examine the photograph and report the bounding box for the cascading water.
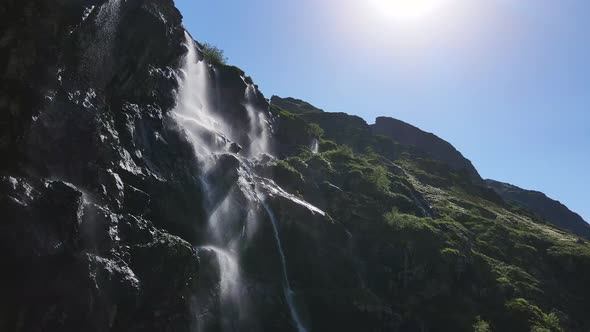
[173,35,232,161]
[399,168,433,218]
[173,34,248,327]
[173,32,309,332]
[261,199,308,332]
[243,83,271,157]
[310,138,319,154]
[198,246,242,331]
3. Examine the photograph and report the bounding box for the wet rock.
[0,176,83,257]
[229,142,242,154]
[122,184,150,216]
[79,203,119,254]
[126,232,199,331]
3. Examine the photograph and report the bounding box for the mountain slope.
[270,96,590,331]
[270,95,324,114]
[486,179,590,240]
[371,116,483,183]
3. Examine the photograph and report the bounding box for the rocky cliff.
[371,116,483,183]
[270,96,324,115]
[1,1,590,332]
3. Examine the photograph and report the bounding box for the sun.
[371,0,444,21]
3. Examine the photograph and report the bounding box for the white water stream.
[261,200,308,332]
[310,138,319,154]
[173,33,308,332]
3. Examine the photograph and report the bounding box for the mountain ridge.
[486,179,590,238]
[271,96,588,236]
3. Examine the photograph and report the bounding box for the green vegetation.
[270,96,324,114]
[201,42,227,66]
[268,102,590,331]
[306,123,324,138]
[505,298,563,332]
[473,316,492,332]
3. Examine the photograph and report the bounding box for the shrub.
[366,166,391,192]
[286,157,308,173]
[441,247,461,257]
[306,123,324,138]
[201,42,227,66]
[324,145,354,161]
[319,139,338,152]
[541,312,562,332]
[274,160,299,175]
[384,210,435,233]
[473,316,492,332]
[503,298,563,331]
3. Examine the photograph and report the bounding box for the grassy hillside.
[269,100,590,331]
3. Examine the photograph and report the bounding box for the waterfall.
[172,34,232,162]
[173,32,307,332]
[399,168,433,218]
[243,83,271,157]
[173,33,244,331]
[261,200,308,332]
[409,190,433,218]
[198,246,242,330]
[310,138,319,154]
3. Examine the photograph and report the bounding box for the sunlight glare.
[371,0,444,21]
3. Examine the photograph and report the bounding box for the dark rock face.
[486,179,590,240]
[1,0,202,330]
[299,112,377,152]
[0,176,199,332]
[371,116,482,183]
[0,0,88,173]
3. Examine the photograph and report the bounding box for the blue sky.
[175,0,589,222]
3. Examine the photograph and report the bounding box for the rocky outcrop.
[486,179,590,240]
[0,176,199,332]
[271,96,324,114]
[371,116,482,183]
[270,97,481,179]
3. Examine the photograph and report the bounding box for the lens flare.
[371,0,444,21]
